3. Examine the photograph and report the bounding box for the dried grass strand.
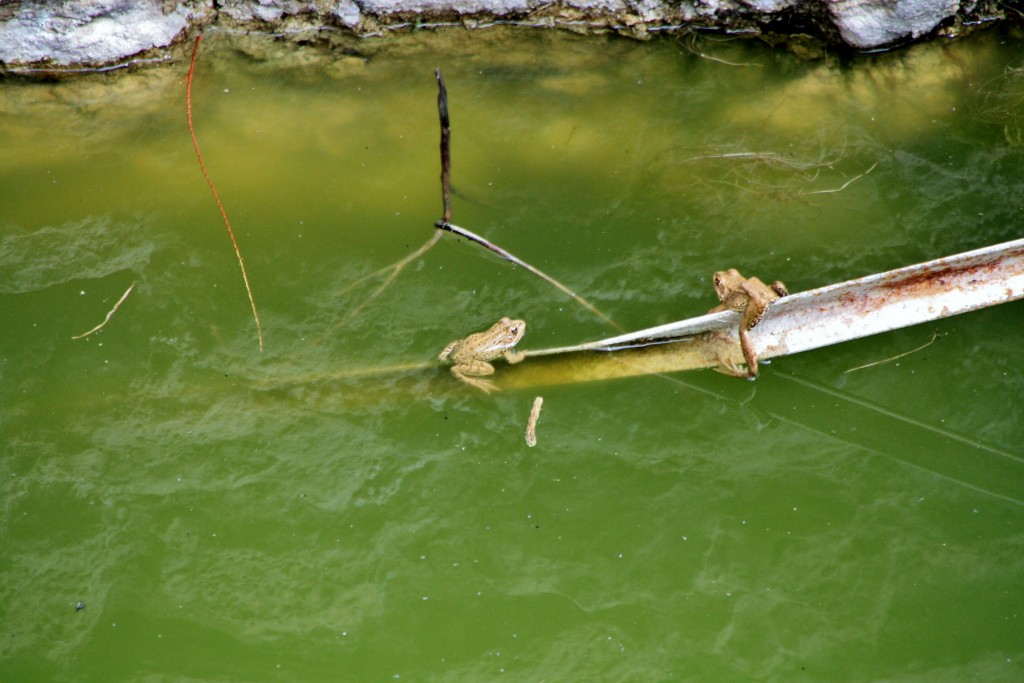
[843,330,939,373]
[804,162,878,195]
[72,281,136,340]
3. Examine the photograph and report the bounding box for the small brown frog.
[438,317,527,393]
[708,268,788,378]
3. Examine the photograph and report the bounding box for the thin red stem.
[187,34,264,352]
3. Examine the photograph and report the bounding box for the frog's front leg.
[503,349,526,365]
[712,310,762,379]
[438,341,459,362]
[733,282,782,379]
[737,327,759,378]
[450,361,498,394]
[734,299,770,378]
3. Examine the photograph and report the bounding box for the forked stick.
[331,70,621,333]
[434,69,621,331]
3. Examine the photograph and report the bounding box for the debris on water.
[525,396,544,447]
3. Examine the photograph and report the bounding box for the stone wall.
[0,0,1010,70]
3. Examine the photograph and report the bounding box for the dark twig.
[437,69,452,224]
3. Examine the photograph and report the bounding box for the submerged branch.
[332,69,620,333]
[326,71,454,331]
[187,34,264,353]
[325,230,444,335]
[677,147,846,170]
[437,220,622,330]
[432,69,620,330]
[663,144,882,200]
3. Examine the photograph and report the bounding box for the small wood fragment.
[525,395,544,447]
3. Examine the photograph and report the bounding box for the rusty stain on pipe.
[753,236,1024,361]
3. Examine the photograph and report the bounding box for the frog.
[438,317,527,393]
[708,268,788,379]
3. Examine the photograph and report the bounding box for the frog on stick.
[708,268,788,378]
[438,317,526,393]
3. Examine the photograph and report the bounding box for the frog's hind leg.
[713,344,756,379]
[714,358,753,378]
[451,368,499,394]
[713,330,758,379]
[460,376,499,393]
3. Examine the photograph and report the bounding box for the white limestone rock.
[0,0,997,69]
[0,0,212,67]
[829,0,961,48]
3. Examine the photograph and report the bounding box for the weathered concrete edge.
[0,0,1012,73]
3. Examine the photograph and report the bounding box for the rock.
[0,0,1007,70]
[0,1,212,68]
[829,0,961,48]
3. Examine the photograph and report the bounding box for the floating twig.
[677,148,846,171]
[72,282,136,340]
[525,395,544,447]
[186,34,264,353]
[843,330,939,373]
[677,33,763,68]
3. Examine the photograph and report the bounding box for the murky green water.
[2,26,1024,680]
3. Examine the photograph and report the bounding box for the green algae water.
[2,27,1024,681]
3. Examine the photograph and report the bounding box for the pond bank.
[0,0,1014,73]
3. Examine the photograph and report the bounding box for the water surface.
[2,27,1023,681]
